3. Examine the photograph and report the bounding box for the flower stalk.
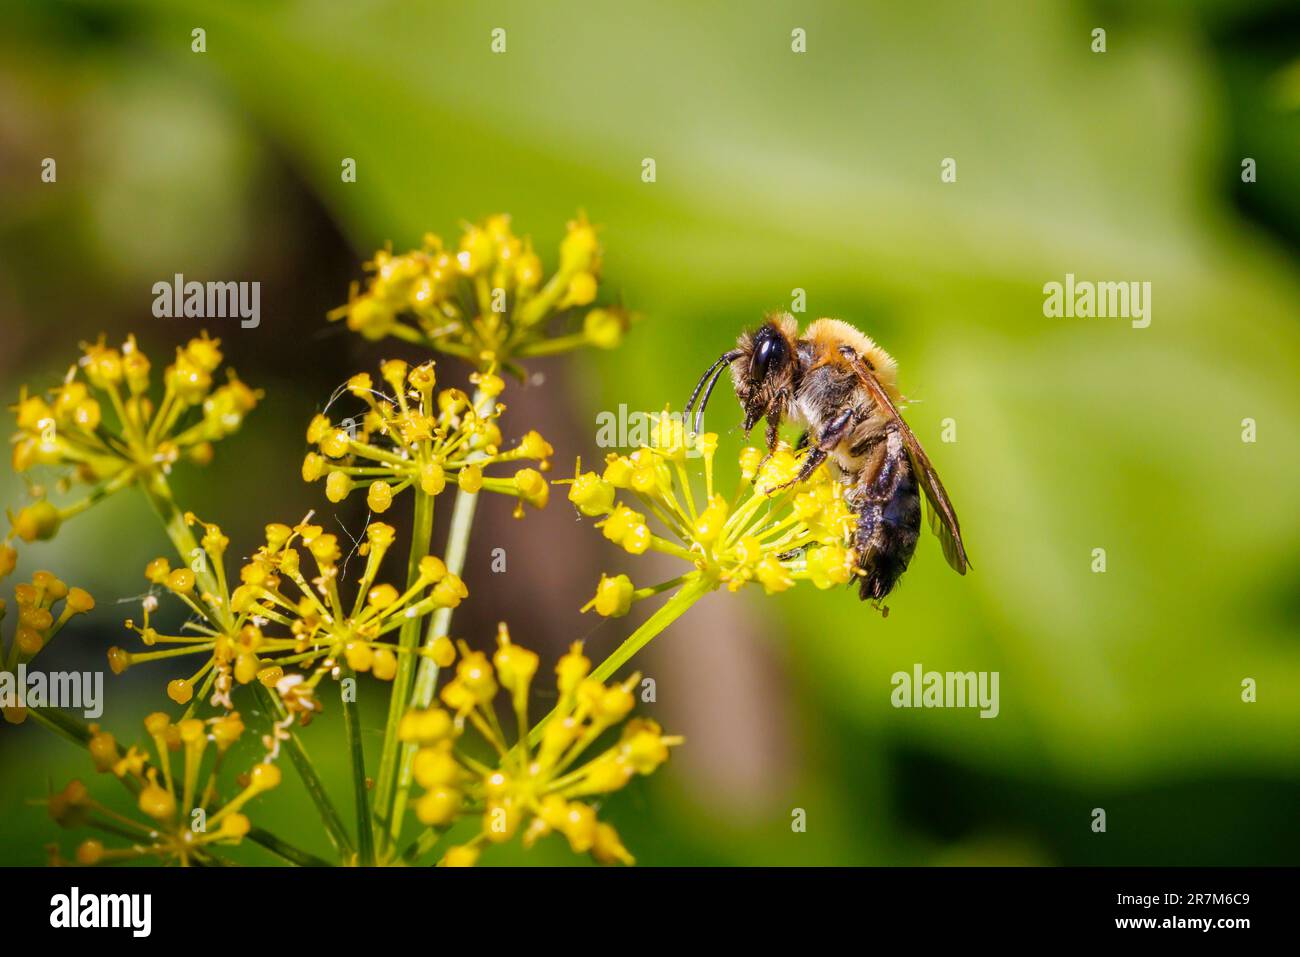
[340,668,375,866]
[371,487,434,850]
[386,386,491,846]
[254,683,354,861]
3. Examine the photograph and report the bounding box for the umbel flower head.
[109,516,466,715]
[47,712,280,866]
[570,412,861,617]
[303,359,553,518]
[398,625,680,866]
[7,333,258,542]
[1,569,94,723]
[328,213,630,375]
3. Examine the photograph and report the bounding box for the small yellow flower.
[110,515,465,713]
[47,713,279,866]
[328,213,633,375]
[304,361,553,518]
[400,625,680,866]
[568,412,861,616]
[1,571,93,724]
[7,333,259,541]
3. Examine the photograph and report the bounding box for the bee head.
[731,314,799,435]
[684,313,800,438]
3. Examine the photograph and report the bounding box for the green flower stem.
[26,705,92,748]
[340,668,374,866]
[247,827,332,867]
[528,574,715,747]
[401,823,451,864]
[138,470,230,630]
[386,387,489,846]
[372,487,434,855]
[253,683,354,862]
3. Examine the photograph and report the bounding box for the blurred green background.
[1,0,1298,866]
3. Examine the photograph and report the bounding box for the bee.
[685,312,969,602]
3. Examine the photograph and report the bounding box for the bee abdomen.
[852,446,921,601]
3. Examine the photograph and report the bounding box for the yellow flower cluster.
[303,360,553,519]
[1,570,95,723]
[328,213,629,373]
[109,516,466,713]
[47,713,279,866]
[570,413,861,616]
[7,333,258,542]
[398,625,679,866]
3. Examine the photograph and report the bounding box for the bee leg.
[765,417,781,454]
[764,446,827,493]
[795,431,810,450]
[818,408,855,449]
[766,407,855,493]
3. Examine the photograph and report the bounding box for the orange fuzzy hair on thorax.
[805,318,903,403]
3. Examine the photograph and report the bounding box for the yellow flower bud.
[415,787,461,826]
[458,464,483,493]
[431,574,467,608]
[568,471,615,516]
[692,495,729,545]
[420,461,446,495]
[88,731,118,772]
[561,271,598,307]
[0,544,16,580]
[367,583,399,609]
[438,844,480,867]
[398,707,454,744]
[366,480,394,512]
[560,216,599,274]
[562,802,599,853]
[302,452,325,482]
[319,428,351,459]
[366,522,396,550]
[555,642,590,695]
[325,470,351,503]
[347,295,395,340]
[518,430,553,461]
[249,762,282,791]
[165,568,195,594]
[344,641,374,672]
[590,573,635,617]
[755,556,795,594]
[107,646,130,674]
[12,501,61,543]
[592,822,635,865]
[513,468,549,510]
[418,555,447,584]
[430,635,456,668]
[138,779,177,822]
[413,746,461,789]
[372,647,397,681]
[380,358,409,391]
[75,839,104,865]
[167,679,193,704]
[493,625,539,695]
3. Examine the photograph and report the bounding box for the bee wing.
[840,348,970,574]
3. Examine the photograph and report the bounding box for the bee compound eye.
[750,331,784,383]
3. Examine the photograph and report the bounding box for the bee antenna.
[684,351,740,432]
[692,359,736,437]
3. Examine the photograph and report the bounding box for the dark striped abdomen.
[850,432,921,601]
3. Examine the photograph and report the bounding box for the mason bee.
[685,312,969,602]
